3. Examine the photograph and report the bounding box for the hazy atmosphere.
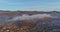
[0,0,60,32]
[0,0,60,11]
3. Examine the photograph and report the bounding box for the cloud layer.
[8,14,52,21]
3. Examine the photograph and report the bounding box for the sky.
[0,0,60,11]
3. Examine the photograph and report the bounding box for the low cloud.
[8,14,52,21]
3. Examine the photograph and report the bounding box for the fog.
[8,14,52,21]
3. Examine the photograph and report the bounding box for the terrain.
[0,10,59,32]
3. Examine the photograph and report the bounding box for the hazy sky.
[0,0,60,11]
